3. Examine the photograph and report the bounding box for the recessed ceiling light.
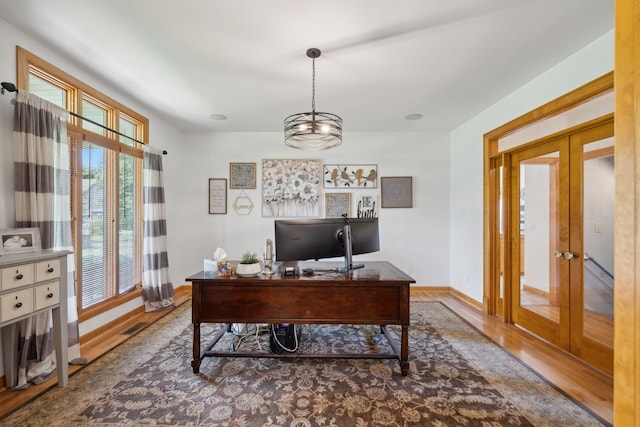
[209,114,227,120]
[405,113,423,121]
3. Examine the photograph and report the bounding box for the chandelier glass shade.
[284,48,342,150]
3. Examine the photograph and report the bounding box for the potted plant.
[236,251,261,277]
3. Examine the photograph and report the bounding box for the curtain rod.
[1,81,167,155]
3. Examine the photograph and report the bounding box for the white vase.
[236,262,261,277]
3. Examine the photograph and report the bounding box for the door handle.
[554,251,579,260]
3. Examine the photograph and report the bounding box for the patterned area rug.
[0,301,609,427]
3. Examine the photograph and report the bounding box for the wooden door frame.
[492,117,614,371]
[485,89,615,372]
[484,73,613,316]
[614,0,640,423]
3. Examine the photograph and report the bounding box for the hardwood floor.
[0,289,613,425]
[412,290,613,425]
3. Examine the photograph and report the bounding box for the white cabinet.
[0,250,70,388]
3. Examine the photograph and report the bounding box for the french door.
[507,117,614,374]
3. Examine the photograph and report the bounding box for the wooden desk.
[186,261,415,376]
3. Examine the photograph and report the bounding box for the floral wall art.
[262,159,322,217]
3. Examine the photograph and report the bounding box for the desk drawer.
[1,264,35,290]
[35,259,61,282]
[34,281,60,310]
[1,288,33,322]
[196,283,405,324]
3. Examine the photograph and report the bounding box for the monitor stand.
[336,224,364,273]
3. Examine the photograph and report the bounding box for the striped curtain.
[142,146,175,311]
[13,91,86,389]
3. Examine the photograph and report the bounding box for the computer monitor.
[274,217,379,271]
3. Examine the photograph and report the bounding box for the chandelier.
[284,48,343,150]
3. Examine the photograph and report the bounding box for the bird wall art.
[323,164,378,188]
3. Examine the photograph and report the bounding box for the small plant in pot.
[236,251,261,276]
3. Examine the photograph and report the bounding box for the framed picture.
[209,178,227,214]
[323,164,377,188]
[381,176,413,208]
[262,159,322,217]
[354,194,378,218]
[0,227,42,255]
[325,193,351,218]
[229,162,256,189]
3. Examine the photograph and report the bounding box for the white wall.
[449,30,614,302]
[0,19,20,225]
[163,131,451,287]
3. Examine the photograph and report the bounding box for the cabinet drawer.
[35,259,61,282]
[34,281,60,310]
[1,264,35,290]
[1,288,33,322]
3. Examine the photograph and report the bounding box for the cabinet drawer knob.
[15,302,23,308]
[16,273,24,280]
[47,293,54,298]
[47,267,54,273]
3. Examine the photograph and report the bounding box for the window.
[17,46,148,317]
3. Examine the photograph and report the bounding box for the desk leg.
[191,323,201,374]
[400,325,409,376]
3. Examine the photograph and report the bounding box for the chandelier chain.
[311,57,316,112]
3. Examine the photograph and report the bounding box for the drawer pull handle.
[47,293,54,298]
[16,274,24,280]
[15,302,23,308]
[47,267,54,273]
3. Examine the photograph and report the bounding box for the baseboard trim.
[411,286,483,311]
[522,284,549,298]
[79,285,192,345]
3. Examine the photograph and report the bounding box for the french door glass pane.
[582,141,614,346]
[519,155,560,323]
[81,142,110,306]
[119,152,136,293]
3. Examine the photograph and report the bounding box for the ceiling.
[0,0,613,133]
